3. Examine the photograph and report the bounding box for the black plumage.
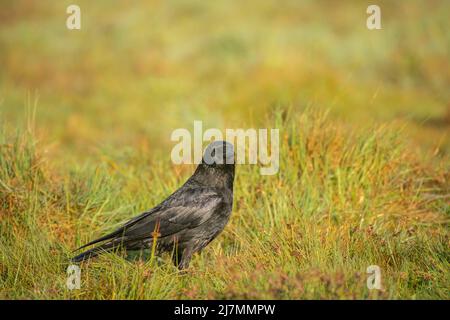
[72,141,235,269]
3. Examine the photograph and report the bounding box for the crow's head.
[192,141,235,188]
[202,140,235,166]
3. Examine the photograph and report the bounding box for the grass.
[0,0,449,299]
[1,109,448,299]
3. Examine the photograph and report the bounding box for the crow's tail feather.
[73,228,125,252]
[71,242,118,263]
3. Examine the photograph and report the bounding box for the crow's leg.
[173,246,193,270]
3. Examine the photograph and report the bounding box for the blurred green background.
[0,0,448,161]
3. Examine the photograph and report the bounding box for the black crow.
[72,141,235,269]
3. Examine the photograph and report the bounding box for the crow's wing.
[118,199,224,240]
[75,187,225,251]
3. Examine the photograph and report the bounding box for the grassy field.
[0,0,449,299]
